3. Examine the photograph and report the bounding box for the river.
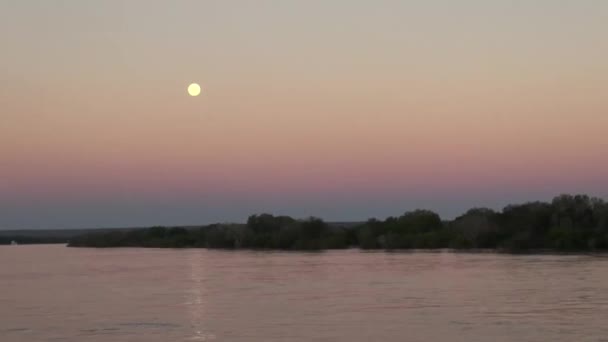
[1,245,607,341]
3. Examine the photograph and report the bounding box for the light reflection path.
[186,251,215,341]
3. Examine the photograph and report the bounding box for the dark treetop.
[65,194,608,252]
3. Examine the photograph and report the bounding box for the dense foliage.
[67,194,608,252]
[68,215,353,250]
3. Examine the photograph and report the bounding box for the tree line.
[67,194,608,252]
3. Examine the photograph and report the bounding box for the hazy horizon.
[1,192,606,230]
[2,1,607,229]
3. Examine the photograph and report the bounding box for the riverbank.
[66,194,608,253]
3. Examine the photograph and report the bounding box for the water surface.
[1,245,608,341]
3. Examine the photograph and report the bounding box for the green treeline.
[67,194,608,252]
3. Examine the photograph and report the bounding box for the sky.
[1,1,607,229]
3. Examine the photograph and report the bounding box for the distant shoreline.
[5,244,608,257]
[59,194,608,253]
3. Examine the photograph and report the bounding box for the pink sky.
[1,1,607,228]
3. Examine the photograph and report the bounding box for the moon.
[188,83,201,97]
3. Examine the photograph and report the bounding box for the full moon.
[187,83,201,96]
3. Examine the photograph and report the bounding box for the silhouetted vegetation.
[68,216,352,250]
[67,194,608,252]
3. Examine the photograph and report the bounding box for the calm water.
[1,245,608,342]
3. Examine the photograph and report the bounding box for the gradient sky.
[1,1,607,229]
